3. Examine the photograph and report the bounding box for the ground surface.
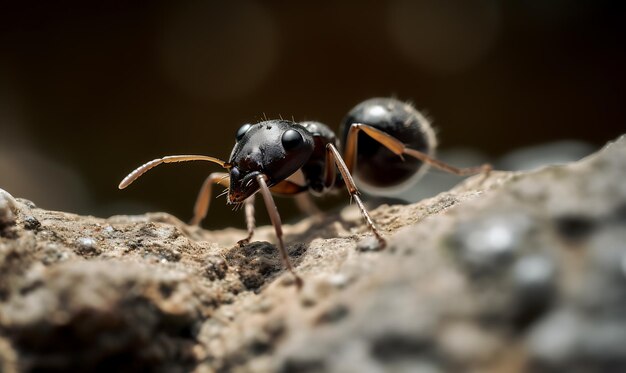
[1,135,625,373]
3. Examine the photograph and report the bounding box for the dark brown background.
[1,0,624,228]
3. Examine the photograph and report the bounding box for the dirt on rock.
[1,135,626,372]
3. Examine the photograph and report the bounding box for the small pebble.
[356,236,382,252]
[528,310,582,366]
[513,255,556,289]
[76,237,101,256]
[451,213,533,273]
[328,273,349,289]
[23,216,41,231]
[0,189,17,238]
[0,188,18,213]
[511,254,557,327]
[205,255,228,281]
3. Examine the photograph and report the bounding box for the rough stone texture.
[1,135,625,373]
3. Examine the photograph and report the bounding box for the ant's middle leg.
[325,144,387,249]
[344,123,492,177]
[270,179,321,217]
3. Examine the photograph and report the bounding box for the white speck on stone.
[467,224,513,254]
[77,237,96,248]
[328,273,349,288]
[514,255,554,286]
[528,310,582,364]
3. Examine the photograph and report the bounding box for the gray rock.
[0,135,625,372]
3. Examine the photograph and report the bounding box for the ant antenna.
[119,155,228,189]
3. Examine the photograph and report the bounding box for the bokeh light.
[387,0,500,74]
[158,1,277,100]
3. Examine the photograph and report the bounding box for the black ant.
[119,98,490,288]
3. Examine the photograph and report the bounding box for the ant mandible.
[119,98,490,288]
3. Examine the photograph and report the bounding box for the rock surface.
[1,135,625,373]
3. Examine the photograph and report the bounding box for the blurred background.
[0,0,624,229]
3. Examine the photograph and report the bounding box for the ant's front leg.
[192,173,259,246]
[325,144,387,249]
[256,175,303,288]
[344,123,492,177]
[190,172,230,226]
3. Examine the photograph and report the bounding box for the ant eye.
[236,124,252,141]
[281,129,303,151]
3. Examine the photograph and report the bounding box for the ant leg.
[344,123,491,176]
[270,180,307,195]
[237,194,256,246]
[403,148,492,176]
[294,193,323,217]
[326,144,387,248]
[270,179,322,217]
[256,174,303,289]
[190,172,230,226]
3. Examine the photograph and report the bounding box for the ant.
[119,98,490,288]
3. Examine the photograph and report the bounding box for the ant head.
[226,120,314,203]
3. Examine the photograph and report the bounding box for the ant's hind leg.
[403,148,492,177]
[190,172,230,226]
[344,123,491,177]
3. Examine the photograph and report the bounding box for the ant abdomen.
[339,97,437,194]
